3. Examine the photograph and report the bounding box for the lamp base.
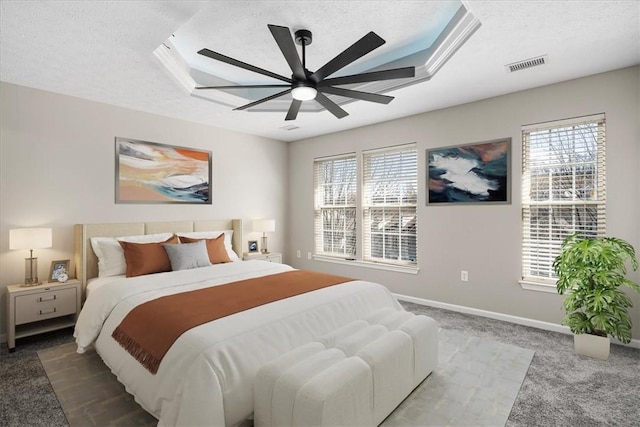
[21,280,42,288]
[23,256,41,287]
[261,236,269,254]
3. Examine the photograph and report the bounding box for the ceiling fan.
[195,24,416,121]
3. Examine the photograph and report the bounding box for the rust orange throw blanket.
[112,270,353,374]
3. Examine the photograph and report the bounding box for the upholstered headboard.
[74,219,243,291]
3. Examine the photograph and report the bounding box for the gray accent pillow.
[163,240,212,271]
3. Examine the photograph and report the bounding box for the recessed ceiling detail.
[194,25,417,121]
[154,3,481,115]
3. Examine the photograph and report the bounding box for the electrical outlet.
[307,252,312,260]
[461,270,469,282]
[296,250,301,258]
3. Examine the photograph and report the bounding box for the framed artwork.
[49,260,70,282]
[248,240,259,253]
[115,137,212,204]
[427,138,511,205]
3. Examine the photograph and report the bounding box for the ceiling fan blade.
[285,99,303,121]
[234,88,292,111]
[310,31,385,82]
[320,86,394,104]
[268,25,306,80]
[314,92,348,119]
[318,66,415,86]
[196,84,291,90]
[198,48,291,83]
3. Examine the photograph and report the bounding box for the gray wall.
[0,82,289,337]
[1,67,638,341]
[287,67,640,339]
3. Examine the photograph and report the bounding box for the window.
[314,144,418,269]
[521,114,606,284]
[314,154,357,258]
[363,144,418,265]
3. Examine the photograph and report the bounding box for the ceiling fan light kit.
[291,85,317,101]
[196,24,415,121]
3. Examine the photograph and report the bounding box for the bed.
[72,220,410,426]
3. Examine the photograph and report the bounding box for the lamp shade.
[252,220,275,233]
[9,228,52,250]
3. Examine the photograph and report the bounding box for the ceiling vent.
[505,55,548,73]
[279,125,300,131]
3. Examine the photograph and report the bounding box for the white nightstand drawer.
[264,254,282,263]
[15,287,77,325]
[243,252,282,263]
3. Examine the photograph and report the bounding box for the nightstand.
[6,279,81,352]
[243,252,282,263]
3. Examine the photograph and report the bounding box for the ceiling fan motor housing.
[294,29,312,46]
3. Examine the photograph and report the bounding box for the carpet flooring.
[403,302,640,427]
[2,301,639,426]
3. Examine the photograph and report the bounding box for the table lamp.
[10,228,52,286]
[252,220,275,254]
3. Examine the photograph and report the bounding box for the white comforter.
[74,261,404,427]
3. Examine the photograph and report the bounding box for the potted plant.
[553,233,640,360]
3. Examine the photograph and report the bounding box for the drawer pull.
[38,295,57,302]
[39,308,57,315]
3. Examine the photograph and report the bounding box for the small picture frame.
[49,259,70,282]
[248,240,259,253]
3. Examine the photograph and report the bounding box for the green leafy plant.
[553,233,640,344]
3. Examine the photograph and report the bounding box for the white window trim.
[313,143,419,269]
[314,254,420,274]
[362,143,418,266]
[521,113,606,291]
[313,153,358,259]
[518,279,558,294]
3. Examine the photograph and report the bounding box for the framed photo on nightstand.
[49,259,70,282]
[248,240,259,253]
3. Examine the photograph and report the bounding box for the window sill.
[519,280,558,294]
[314,255,419,275]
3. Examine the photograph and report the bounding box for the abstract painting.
[427,138,511,204]
[115,137,212,204]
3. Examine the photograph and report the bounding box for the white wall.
[287,67,640,339]
[0,82,289,336]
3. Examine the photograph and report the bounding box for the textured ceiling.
[1,1,639,142]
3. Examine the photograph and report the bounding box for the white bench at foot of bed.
[254,308,439,427]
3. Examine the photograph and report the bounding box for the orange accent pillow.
[119,235,179,277]
[179,234,232,264]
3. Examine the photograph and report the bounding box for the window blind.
[362,143,417,265]
[521,114,606,283]
[313,154,357,258]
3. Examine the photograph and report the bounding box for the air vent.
[505,55,548,73]
[279,125,300,131]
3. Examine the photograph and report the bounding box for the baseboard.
[394,293,640,350]
[0,333,5,344]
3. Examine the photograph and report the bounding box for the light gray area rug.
[382,329,533,427]
[37,343,156,427]
[37,328,533,427]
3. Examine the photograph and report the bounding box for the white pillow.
[90,232,174,277]
[177,230,239,261]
